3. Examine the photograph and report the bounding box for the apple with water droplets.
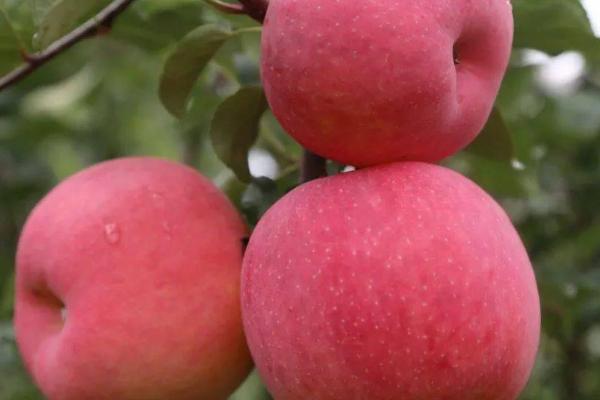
[261,0,514,166]
[242,162,540,400]
[14,157,252,400]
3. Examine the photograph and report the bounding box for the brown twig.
[204,0,246,15]
[0,0,137,92]
[207,0,267,23]
[238,0,269,23]
[301,150,327,182]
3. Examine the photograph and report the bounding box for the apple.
[261,0,514,166]
[242,162,540,400]
[14,157,252,400]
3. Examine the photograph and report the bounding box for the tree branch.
[204,0,246,15]
[0,0,137,92]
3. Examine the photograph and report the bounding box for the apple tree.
[1,0,600,399]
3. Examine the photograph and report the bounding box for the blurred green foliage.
[1,0,600,399]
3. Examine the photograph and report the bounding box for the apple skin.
[242,162,540,400]
[14,157,252,400]
[261,0,513,166]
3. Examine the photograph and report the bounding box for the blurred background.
[1,0,600,399]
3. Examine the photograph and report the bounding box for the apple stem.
[301,150,328,182]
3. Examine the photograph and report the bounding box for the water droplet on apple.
[104,223,120,244]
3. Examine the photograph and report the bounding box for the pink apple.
[14,157,252,400]
[261,0,514,166]
[242,162,540,400]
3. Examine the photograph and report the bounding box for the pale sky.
[582,0,600,36]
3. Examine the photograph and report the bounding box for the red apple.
[14,157,252,400]
[261,0,513,166]
[242,162,540,400]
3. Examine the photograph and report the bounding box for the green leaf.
[30,0,57,26]
[230,370,271,400]
[210,86,268,182]
[466,107,514,161]
[36,0,108,49]
[513,0,600,64]
[0,8,23,73]
[159,24,233,118]
[239,177,279,227]
[0,4,24,47]
[112,3,207,52]
[539,221,600,268]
